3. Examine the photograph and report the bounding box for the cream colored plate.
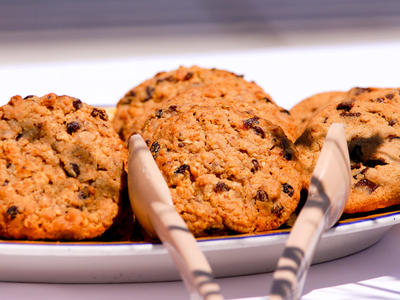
[0,209,398,283]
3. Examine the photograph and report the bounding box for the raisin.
[73,98,82,110]
[16,132,23,141]
[178,142,185,147]
[155,109,163,118]
[340,112,361,117]
[71,163,80,177]
[264,97,272,103]
[376,97,384,103]
[353,87,371,95]
[351,163,361,169]
[66,121,80,134]
[214,182,230,193]
[385,93,394,100]
[78,186,91,199]
[354,179,378,193]
[251,159,260,173]
[168,105,178,112]
[119,98,132,105]
[129,90,136,97]
[363,159,387,167]
[183,72,193,80]
[252,126,265,138]
[174,164,190,174]
[2,179,9,186]
[91,108,108,121]
[61,161,80,178]
[142,86,155,102]
[283,152,292,161]
[282,183,294,197]
[388,135,400,141]
[243,116,259,129]
[23,95,35,99]
[271,204,283,217]
[254,190,268,202]
[280,109,290,115]
[389,119,397,126]
[150,142,160,159]
[336,102,354,111]
[6,205,19,219]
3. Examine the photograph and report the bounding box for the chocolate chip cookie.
[113,65,296,142]
[296,87,400,213]
[0,94,128,240]
[141,104,303,236]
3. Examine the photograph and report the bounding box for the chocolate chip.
[155,109,163,118]
[340,112,361,117]
[91,108,108,121]
[282,183,294,197]
[363,159,387,167]
[386,93,394,100]
[66,121,80,134]
[78,186,91,199]
[214,182,230,193]
[336,102,354,111]
[142,86,155,102]
[174,164,190,174]
[23,95,35,99]
[355,179,378,193]
[243,116,259,129]
[150,141,160,158]
[251,159,260,173]
[271,204,283,217]
[251,126,265,138]
[6,205,19,219]
[183,72,193,80]
[72,99,82,110]
[254,190,268,202]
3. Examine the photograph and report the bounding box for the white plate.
[0,209,399,283]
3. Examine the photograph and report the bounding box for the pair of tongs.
[127,123,351,300]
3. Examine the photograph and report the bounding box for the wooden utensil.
[128,134,224,300]
[270,123,351,300]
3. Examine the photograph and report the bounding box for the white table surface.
[1,17,400,299]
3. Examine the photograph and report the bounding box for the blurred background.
[1,0,400,106]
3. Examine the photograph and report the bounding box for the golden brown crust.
[295,87,400,213]
[141,103,303,236]
[290,91,346,139]
[113,65,296,142]
[0,94,128,240]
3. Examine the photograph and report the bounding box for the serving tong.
[127,123,351,300]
